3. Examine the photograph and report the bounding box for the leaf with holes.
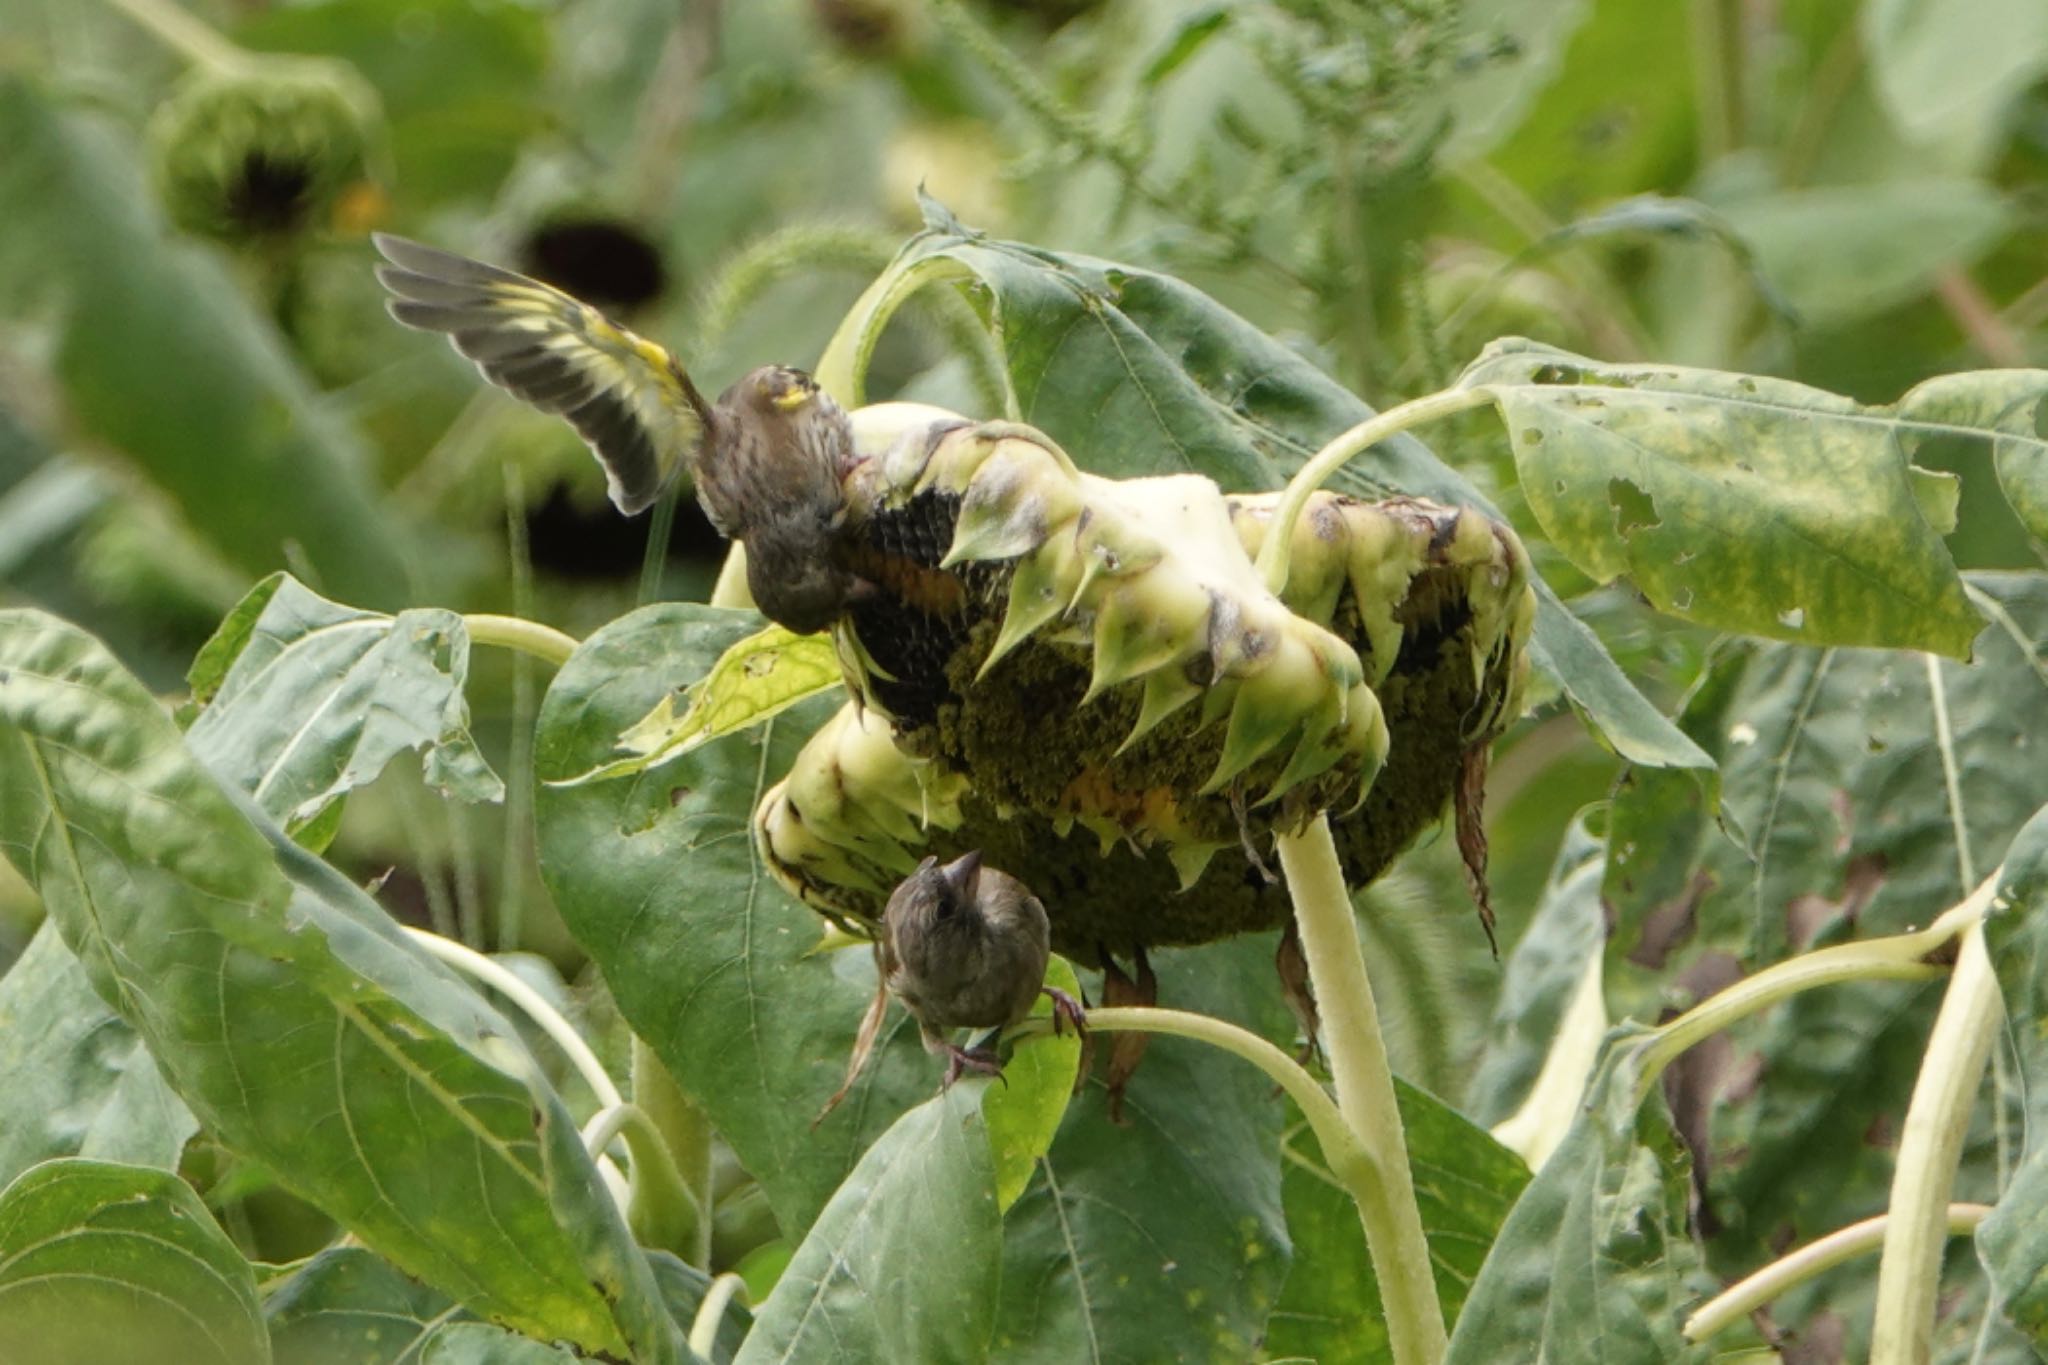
[550,622,842,788]
[1463,339,2007,656]
[0,610,677,1360]
[185,572,501,838]
[1597,575,2048,1285]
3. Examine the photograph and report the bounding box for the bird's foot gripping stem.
[940,1042,1006,1089]
[1043,986,1088,1038]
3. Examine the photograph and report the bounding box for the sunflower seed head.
[780,407,1537,961]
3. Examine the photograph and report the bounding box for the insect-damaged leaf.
[1462,340,2011,657]
[185,572,502,838]
[550,622,842,788]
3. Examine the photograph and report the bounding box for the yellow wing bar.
[374,234,712,515]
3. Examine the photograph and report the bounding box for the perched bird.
[373,233,868,633]
[882,850,1085,1086]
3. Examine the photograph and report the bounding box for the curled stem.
[403,927,621,1109]
[1630,876,1996,1104]
[1685,1204,1990,1344]
[690,1272,749,1359]
[1014,1004,1364,1193]
[1872,921,2004,1363]
[815,255,981,410]
[463,614,579,668]
[1277,818,1447,1365]
[580,1100,705,1263]
[402,927,631,1204]
[1258,387,1498,594]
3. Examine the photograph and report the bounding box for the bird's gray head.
[719,363,856,488]
[886,851,984,935]
[731,365,839,422]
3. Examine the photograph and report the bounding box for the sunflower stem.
[1276,817,1447,1365]
[1872,921,2002,1363]
[1686,1204,1990,1344]
[631,1040,715,1267]
[462,614,578,667]
[579,1101,704,1262]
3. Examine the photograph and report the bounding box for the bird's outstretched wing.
[373,233,712,515]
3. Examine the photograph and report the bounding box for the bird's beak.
[941,850,983,902]
[769,373,815,411]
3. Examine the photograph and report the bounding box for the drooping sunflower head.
[758,406,1536,962]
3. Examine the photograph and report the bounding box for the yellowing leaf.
[552,624,843,788]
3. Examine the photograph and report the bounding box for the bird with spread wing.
[374,233,868,634]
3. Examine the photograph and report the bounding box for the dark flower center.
[521,220,667,314]
[226,153,314,235]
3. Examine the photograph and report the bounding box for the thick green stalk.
[1276,818,1447,1365]
[627,1044,715,1267]
[1872,920,2003,1363]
